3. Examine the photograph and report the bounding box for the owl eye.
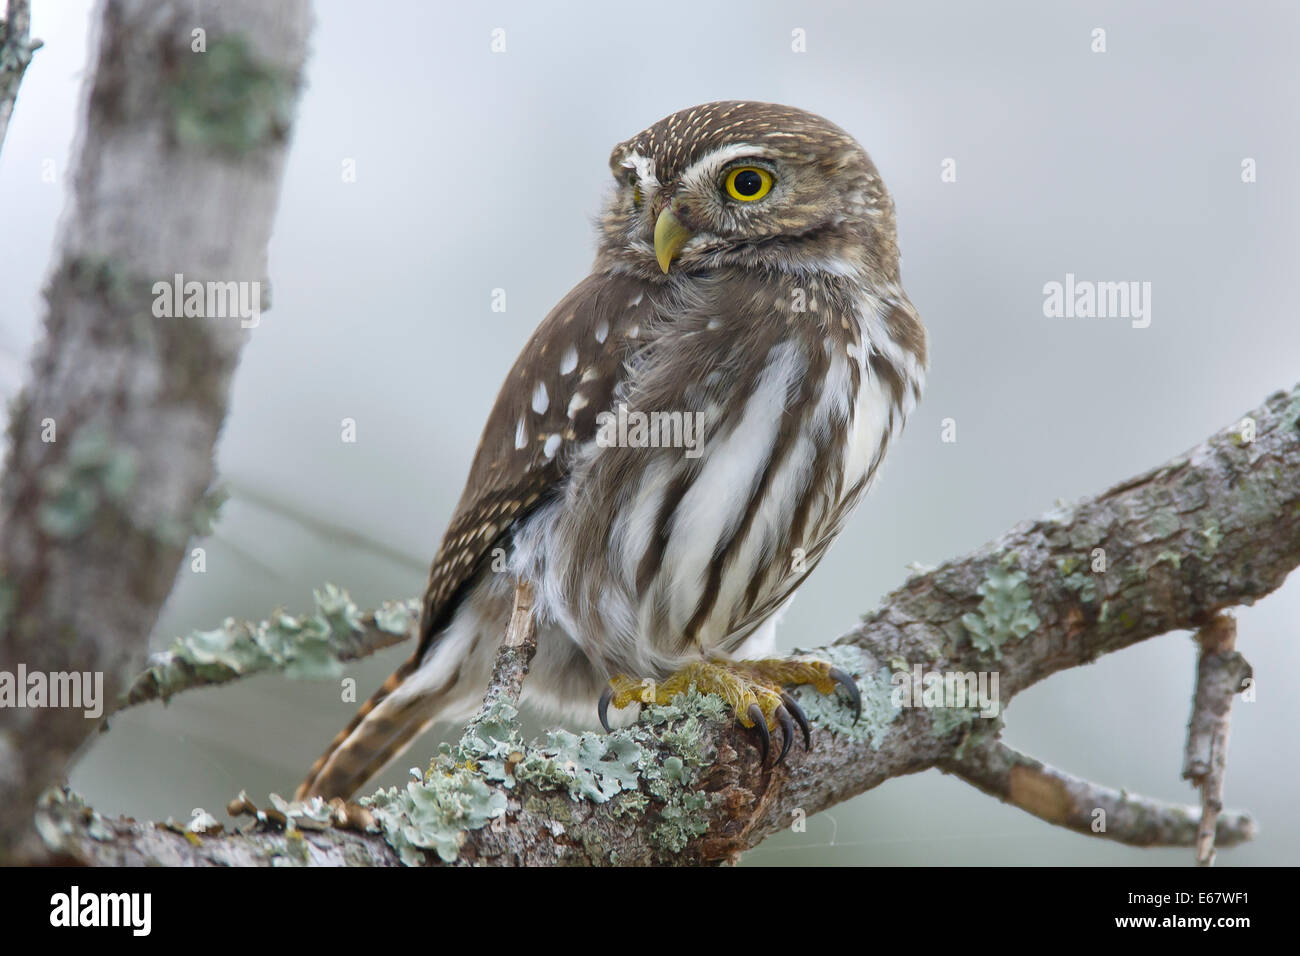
[724,166,774,202]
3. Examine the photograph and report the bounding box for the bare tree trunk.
[0,0,312,863]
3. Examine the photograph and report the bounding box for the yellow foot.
[599,658,861,764]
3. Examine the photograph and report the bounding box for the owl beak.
[653,207,694,274]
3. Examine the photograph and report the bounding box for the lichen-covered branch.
[118,588,418,712]
[938,736,1255,848]
[0,0,312,862]
[41,383,1300,866]
[0,0,42,152]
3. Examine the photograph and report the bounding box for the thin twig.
[1182,613,1251,866]
[941,736,1255,848]
[473,579,538,716]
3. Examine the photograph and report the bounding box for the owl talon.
[781,692,812,749]
[747,703,770,763]
[829,667,862,723]
[598,686,615,733]
[774,705,796,763]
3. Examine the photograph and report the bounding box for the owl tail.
[294,656,445,801]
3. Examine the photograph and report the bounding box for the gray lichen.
[961,556,1041,660]
[373,599,419,635]
[192,484,229,536]
[1200,520,1223,557]
[931,704,979,738]
[1058,556,1100,604]
[1282,390,1300,431]
[37,422,137,540]
[34,788,116,854]
[139,584,379,696]
[167,36,297,153]
[792,644,901,748]
[515,729,644,803]
[363,770,507,865]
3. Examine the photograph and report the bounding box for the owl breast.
[508,278,922,681]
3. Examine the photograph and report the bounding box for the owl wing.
[414,270,651,660]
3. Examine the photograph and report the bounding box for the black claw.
[774,705,795,764]
[781,692,812,749]
[747,703,770,764]
[829,667,862,723]
[598,686,614,733]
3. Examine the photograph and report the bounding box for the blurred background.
[1,0,1296,865]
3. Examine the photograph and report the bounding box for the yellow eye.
[724,166,774,202]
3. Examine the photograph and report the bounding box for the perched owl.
[297,101,927,800]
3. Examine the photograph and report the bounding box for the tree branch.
[0,0,42,153]
[39,381,1300,866]
[116,589,418,713]
[939,736,1255,848]
[473,580,538,714]
[1182,613,1251,865]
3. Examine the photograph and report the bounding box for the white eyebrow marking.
[514,417,528,450]
[531,381,549,414]
[560,346,578,374]
[622,151,659,188]
[677,142,767,195]
[543,433,561,458]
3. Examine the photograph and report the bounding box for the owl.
[297,101,927,800]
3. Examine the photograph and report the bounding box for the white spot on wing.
[543,433,561,459]
[514,418,528,450]
[594,319,609,343]
[560,346,578,375]
[532,381,549,414]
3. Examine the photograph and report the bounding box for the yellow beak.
[653,207,694,274]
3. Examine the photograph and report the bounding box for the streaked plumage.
[297,101,926,800]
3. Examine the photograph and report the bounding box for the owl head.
[598,101,900,283]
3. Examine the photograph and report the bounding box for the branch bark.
[1182,613,1251,865]
[940,736,1255,848]
[0,0,42,152]
[35,381,1300,866]
[0,0,312,862]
